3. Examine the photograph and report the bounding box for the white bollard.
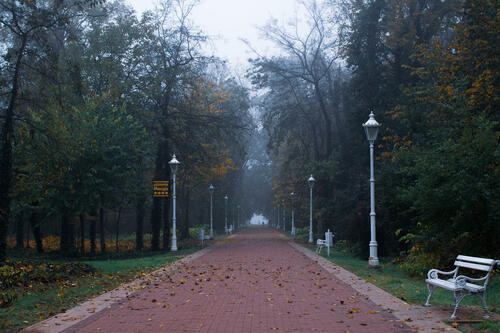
[325,229,334,256]
[200,229,205,247]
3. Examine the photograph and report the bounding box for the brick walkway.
[45,228,419,333]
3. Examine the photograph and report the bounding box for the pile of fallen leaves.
[0,259,96,308]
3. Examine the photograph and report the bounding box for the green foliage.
[333,240,364,259]
[295,227,310,244]
[189,225,209,240]
[256,0,499,273]
[395,109,500,267]
[14,95,150,218]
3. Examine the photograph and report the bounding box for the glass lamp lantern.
[362,112,381,143]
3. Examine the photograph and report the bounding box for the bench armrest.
[427,268,458,280]
[455,274,487,287]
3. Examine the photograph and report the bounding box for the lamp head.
[209,184,214,194]
[362,112,381,142]
[168,154,180,174]
[308,174,315,188]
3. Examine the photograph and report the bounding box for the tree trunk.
[115,208,121,252]
[26,219,30,249]
[162,196,171,250]
[30,210,44,253]
[181,189,190,239]
[136,198,145,250]
[150,198,162,250]
[16,213,24,249]
[99,208,106,254]
[90,212,96,255]
[60,215,75,255]
[151,144,166,251]
[0,34,28,259]
[313,81,334,159]
[79,214,85,254]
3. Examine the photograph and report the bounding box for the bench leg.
[424,284,435,306]
[451,291,466,319]
[477,293,489,319]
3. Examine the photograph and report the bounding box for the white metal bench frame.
[199,229,210,247]
[425,255,497,319]
[316,230,334,256]
[316,239,327,253]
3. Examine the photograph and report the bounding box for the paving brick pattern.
[60,228,416,333]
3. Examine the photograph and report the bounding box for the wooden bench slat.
[426,279,457,291]
[426,278,485,293]
[454,260,491,272]
[456,255,495,265]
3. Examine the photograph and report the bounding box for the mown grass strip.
[1,247,200,331]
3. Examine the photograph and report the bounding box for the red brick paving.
[64,228,414,332]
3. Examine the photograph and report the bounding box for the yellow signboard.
[153,181,169,197]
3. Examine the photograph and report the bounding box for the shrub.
[333,240,364,258]
[189,225,209,240]
[295,227,310,243]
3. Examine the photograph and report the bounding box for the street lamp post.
[291,192,295,236]
[237,205,240,230]
[308,175,315,243]
[363,111,381,267]
[273,206,275,228]
[224,195,228,234]
[277,203,280,230]
[169,154,180,251]
[209,184,214,238]
[282,199,285,232]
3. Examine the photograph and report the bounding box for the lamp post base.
[171,237,177,252]
[367,262,382,271]
[368,241,378,266]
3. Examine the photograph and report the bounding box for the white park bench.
[316,230,334,256]
[425,255,498,319]
[199,229,210,247]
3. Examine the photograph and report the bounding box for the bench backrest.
[454,255,497,287]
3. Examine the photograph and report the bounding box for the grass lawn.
[311,243,499,333]
[0,247,200,331]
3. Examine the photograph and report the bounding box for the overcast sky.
[126,0,303,69]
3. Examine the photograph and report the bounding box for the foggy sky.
[126,0,304,68]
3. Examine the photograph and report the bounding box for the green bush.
[333,240,364,258]
[189,225,209,240]
[295,227,310,243]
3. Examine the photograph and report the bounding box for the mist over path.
[67,228,412,332]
